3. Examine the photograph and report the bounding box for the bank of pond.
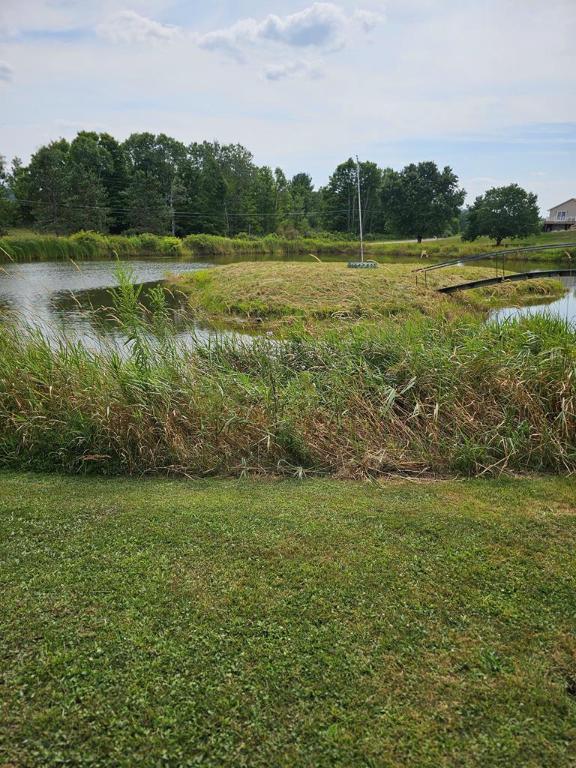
[0,293,574,477]
[0,243,574,480]
[1,229,575,264]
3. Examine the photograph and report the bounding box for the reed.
[0,273,573,477]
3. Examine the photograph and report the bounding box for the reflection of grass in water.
[51,279,200,338]
[0,265,574,478]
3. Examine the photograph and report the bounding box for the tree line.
[0,131,541,243]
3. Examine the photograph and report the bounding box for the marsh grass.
[172,262,565,327]
[0,268,574,477]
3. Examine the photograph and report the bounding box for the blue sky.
[0,0,574,212]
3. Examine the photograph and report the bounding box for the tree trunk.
[496,237,502,246]
[417,235,422,244]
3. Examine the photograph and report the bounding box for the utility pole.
[356,156,364,263]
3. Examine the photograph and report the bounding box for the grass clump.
[1,472,575,766]
[0,271,574,477]
[172,262,565,327]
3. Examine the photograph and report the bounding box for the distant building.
[544,198,576,231]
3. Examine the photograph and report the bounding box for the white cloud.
[0,61,13,82]
[353,9,383,33]
[197,3,383,58]
[96,10,181,45]
[264,60,324,82]
[0,1,173,36]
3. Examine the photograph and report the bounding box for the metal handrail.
[412,242,576,275]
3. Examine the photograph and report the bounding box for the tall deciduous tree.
[321,159,384,236]
[462,184,540,246]
[0,155,14,234]
[381,162,465,243]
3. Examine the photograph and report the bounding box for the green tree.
[0,155,14,234]
[9,157,34,227]
[63,132,113,233]
[187,142,227,235]
[123,133,188,234]
[321,159,383,236]
[462,184,540,246]
[98,133,130,233]
[321,159,359,234]
[252,166,277,235]
[23,140,71,232]
[381,162,465,243]
[289,173,315,232]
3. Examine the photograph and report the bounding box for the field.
[1,471,575,767]
[1,230,575,767]
[171,262,564,328]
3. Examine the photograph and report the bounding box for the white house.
[544,198,576,231]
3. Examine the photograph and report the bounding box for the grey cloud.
[264,60,324,82]
[197,3,383,57]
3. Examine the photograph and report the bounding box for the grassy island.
[171,262,565,329]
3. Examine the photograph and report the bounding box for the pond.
[491,274,576,324]
[0,255,574,349]
[0,258,228,350]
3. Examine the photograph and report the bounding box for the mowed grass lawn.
[1,473,575,767]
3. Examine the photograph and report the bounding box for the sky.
[0,0,575,212]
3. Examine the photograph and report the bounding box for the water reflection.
[491,276,576,325]
[0,258,235,349]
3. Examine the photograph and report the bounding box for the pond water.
[0,258,228,350]
[491,275,576,325]
[0,255,573,350]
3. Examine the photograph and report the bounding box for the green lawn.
[1,473,575,766]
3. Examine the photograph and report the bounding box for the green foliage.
[463,184,541,245]
[6,130,478,240]
[381,161,466,242]
[321,158,385,235]
[1,471,575,766]
[0,155,14,234]
[0,301,574,477]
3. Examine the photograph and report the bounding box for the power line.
[12,197,362,219]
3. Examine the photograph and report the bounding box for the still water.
[491,275,576,325]
[0,258,224,349]
[0,256,574,349]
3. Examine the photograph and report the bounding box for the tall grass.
[0,273,574,477]
[2,229,575,263]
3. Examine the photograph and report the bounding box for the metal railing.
[412,242,576,288]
